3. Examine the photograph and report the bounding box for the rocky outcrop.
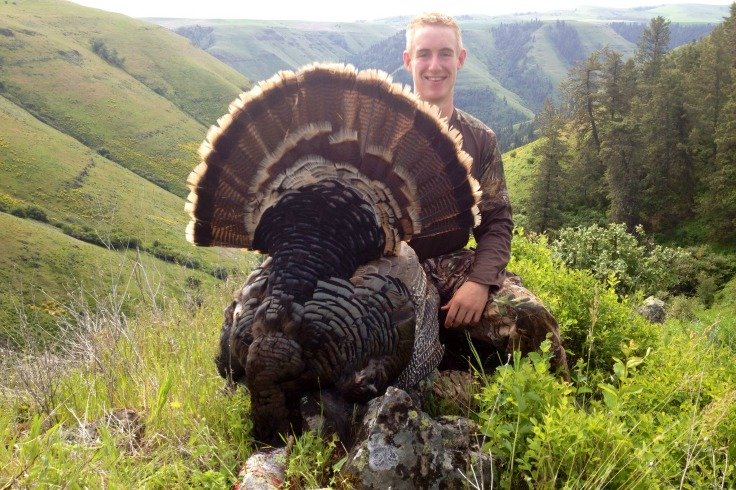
[340,387,495,489]
[636,296,666,323]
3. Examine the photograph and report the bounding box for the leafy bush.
[10,204,48,222]
[56,222,140,250]
[89,38,125,68]
[146,240,203,270]
[476,342,572,487]
[510,229,658,370]
[551,223,693,296]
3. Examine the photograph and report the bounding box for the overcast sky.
[70,0,732,21]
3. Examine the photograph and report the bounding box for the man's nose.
[428,54,441,70]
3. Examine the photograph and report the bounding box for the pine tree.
[528,100,568,233]
[602,118,643,232]
[639,64,694,231]
[561,51,607,209]
[636,16,671,91]
[699,92,736,243]
[562,51,602,151]
[697,3,736,243]
[600,48,636,122]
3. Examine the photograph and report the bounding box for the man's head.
[403,12,466,117]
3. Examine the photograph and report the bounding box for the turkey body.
[187,63,479,445]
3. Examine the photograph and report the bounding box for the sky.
[70,0,732,22]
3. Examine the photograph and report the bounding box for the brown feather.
[185,63,479,254]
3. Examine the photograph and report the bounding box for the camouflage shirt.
[408,109,513,291]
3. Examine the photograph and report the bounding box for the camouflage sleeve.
[467,128,514,291]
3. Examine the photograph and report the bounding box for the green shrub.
[696,271,718,307]
[476,342,572,487]
[510,230,658,370]
[9,204,48,222]
[146,240,203,270]
[89,38,125,68]
[551,223,693,296]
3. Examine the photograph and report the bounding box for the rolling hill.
[0,0,729,340]
[0,0,257,340]
[161,5,727,149]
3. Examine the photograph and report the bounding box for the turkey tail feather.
[186,63,479,254]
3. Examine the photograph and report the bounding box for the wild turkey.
[186,63,480,445]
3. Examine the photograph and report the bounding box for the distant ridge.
[156,4,726,149]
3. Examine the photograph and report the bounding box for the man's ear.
[457,48,467,69]
[402,51,411,71]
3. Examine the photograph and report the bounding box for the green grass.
[1,232,734,488]
[0,0,249,197]
[0,275,255,488]
[0,211,259,345]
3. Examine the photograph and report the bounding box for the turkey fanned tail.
[192,63,480,445]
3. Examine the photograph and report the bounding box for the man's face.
[403,25,466,111]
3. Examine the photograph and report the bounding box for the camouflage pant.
[422,249,569,380]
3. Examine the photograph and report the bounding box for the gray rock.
[237,447,287,490]
[341,386,495,489]
[636,296,666,323]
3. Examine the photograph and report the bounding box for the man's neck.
[438,101,455,119]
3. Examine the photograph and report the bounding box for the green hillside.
[162,8,724,150]
[530,21,636,95]
[0,96,247,269]
[156,19,396,82]
[489,3,729,23]
[0,0,259,338]
[0,0,249,197]
[0,212,252,345]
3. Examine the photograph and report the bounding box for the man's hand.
[441,280,490,328]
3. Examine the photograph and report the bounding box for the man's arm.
[443,127,513,328]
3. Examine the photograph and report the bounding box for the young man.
[403,13,569,376]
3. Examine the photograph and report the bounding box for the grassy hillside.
[0,95,253,269]
[160,9,722,151]
[502,139,542,228]
[0,212,255,345]
[0,0,259,338]
[0,0,249,197]
[156,19,396,82]
[530,21,636,95]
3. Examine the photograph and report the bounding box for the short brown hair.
[405,12,463,53]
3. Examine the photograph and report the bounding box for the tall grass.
[1,233,734,488]
[0,255,255,488]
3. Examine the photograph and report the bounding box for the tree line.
[525,4,736,247]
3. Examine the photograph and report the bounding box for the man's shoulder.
[454,109,497,138]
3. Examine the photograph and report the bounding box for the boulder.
[340,386,495,489]
[636,296,666,323]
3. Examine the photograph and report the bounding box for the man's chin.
[416,91,447,107]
